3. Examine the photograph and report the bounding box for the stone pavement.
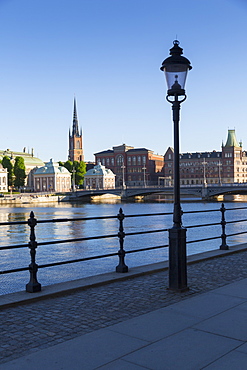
[0,246,247,368]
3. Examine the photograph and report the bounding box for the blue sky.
[0,0,246,162]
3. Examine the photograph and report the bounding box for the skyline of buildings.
[1,98,247,191]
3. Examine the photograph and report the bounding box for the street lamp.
[121,164,126,189]
[218,161,222,185]
[142,166,146,187]
[160,40,192,291]
[202,159,207,186]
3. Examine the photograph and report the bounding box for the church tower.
[68,98,84,162]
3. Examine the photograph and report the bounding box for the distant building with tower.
[164,129,247,185]
[68,98,84,162]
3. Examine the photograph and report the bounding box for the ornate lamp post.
[160,40,192,291]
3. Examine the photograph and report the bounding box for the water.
[1,200,247,295]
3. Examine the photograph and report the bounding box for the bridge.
[66,183,247,201]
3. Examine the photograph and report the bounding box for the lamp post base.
[168,227,188,292]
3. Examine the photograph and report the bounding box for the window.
[137,156,141,165]
[106,158,109,165]
[128,157,131,165]
[143,156,146,164]
[116,155,123,166]
[111,158,114,165]
[133,156,136,165]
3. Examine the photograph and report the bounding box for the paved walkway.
[0,247,247,369]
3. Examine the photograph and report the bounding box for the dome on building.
[224,129,240,147]
[34,159,71,175]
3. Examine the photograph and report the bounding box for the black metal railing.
[1,203,247,293]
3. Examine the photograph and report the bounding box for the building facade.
[164,129,247,185]
[0,148,44,190]
[94,144,164,187]
[68,98,84,162]
[0,164,8,192]
[84,163,115,189]
[33,159,71,192]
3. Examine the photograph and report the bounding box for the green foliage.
[14,156,26,188]
[62,160,73,173]
[74,161,86,186]
[59,160,86,186]
[2,156,14,186]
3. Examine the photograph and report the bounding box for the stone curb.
[1,243,247,310]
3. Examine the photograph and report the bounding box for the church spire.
[68,98,84,162]
[72,97,80,137]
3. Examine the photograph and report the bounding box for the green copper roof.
[224,129,240,147]
[0,149,44,167]
[34,159,71,175]
[85,163,115,177]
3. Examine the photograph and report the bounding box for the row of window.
[180,161,222,167]
[98,155,147,167]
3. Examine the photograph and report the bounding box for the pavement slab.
[122,328,242,370]
[0,329,149,370]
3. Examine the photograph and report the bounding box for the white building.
[33,159,71,192]
[84,163,115,189]
[0,165,8,192]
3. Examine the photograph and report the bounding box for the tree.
[14,157,26,188]
[59,160,86,187]
[59,160,73,173]
[2,156,14,187]
[74,161,86,186]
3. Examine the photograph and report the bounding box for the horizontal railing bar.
[224,206,247,211]
[187,235,221,244]
[37,233,118,246]
[38,252,119,269]
[125,228,168,236]
[124,212,173,218]
[183,209,220,214]
[226,231,247,237]
[185,222,221,229]
[125,244,169,254]
[0,215,118,227]
[0,221,28,226]
[225,218,247,224]
[0,244,28,250]
[0,266,29,274]
[35,215,118,224]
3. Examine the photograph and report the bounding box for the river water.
[1,200,247,295]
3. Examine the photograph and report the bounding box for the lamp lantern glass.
[160,40,192,95]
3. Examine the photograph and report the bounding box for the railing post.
[116,208,128,273]
[26,211,41,292]
[220,203,229,250]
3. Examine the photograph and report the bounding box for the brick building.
[164,129,247,185]
[94,144,164,187]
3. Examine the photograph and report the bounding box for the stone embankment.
[0,194,61,204]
